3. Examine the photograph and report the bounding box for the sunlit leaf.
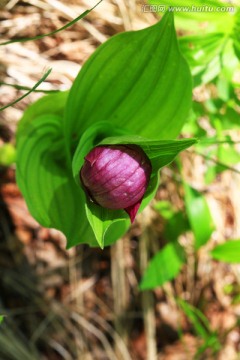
[179,33,225,85]
[85,199,129,249]
[154,200,175,219]
[140,242,185,290]
[0,144,16,166]
[184,184,215,249]
[17,91,69,139]
[16,93,98,248]
[64,12,192,157]
[211,240,240,263]
[233,9,240,60]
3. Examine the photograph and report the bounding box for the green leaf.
[64,12,192,157]
[140,242,185,290]
[154,200,175,219]
[233,9,240,60]
[85,199,129,249]
[16,92,98,248]
[101,135,197,207]
[0,316,3,325]
[99,136,197,177]
[164,211,190,242]
[211,240,240,263]
[179,33,224,71]
[16,91,69,139]
[179,32,225,85]
[0,144,16,166]
[184,184,215,249]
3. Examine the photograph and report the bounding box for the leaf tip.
[99,241,105,250]
[125,200,142,223]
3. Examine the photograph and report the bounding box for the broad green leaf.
[17,113,95,247]
[17,91,68,140]
[140,242,185,290]
[64,12,192,157]
[0,316,3,325]
[211,240,240,263]
[85,199,129,248]
[99,136,197,178]
[179,33,224,72]
[184,184,215,249]
[149,0,236,33]
[16,92,102,248]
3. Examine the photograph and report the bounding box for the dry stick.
[68,247,86,359]
[139,211,157,360]
[111,238,131,360]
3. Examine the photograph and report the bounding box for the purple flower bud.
[80,145,152,223]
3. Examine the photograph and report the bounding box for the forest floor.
[1,1,240,359]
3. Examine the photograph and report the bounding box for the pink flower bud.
[80,145,152,223]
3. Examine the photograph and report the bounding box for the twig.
[111,238,130,359]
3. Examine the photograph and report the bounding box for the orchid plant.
[16,12,196,249]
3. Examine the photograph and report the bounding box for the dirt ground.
[1,1,240,359]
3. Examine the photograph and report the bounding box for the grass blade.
[0,1,103,46]
[0,81,59,94]
[0,69,52,112]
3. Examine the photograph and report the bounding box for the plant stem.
[139,211,157,360]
